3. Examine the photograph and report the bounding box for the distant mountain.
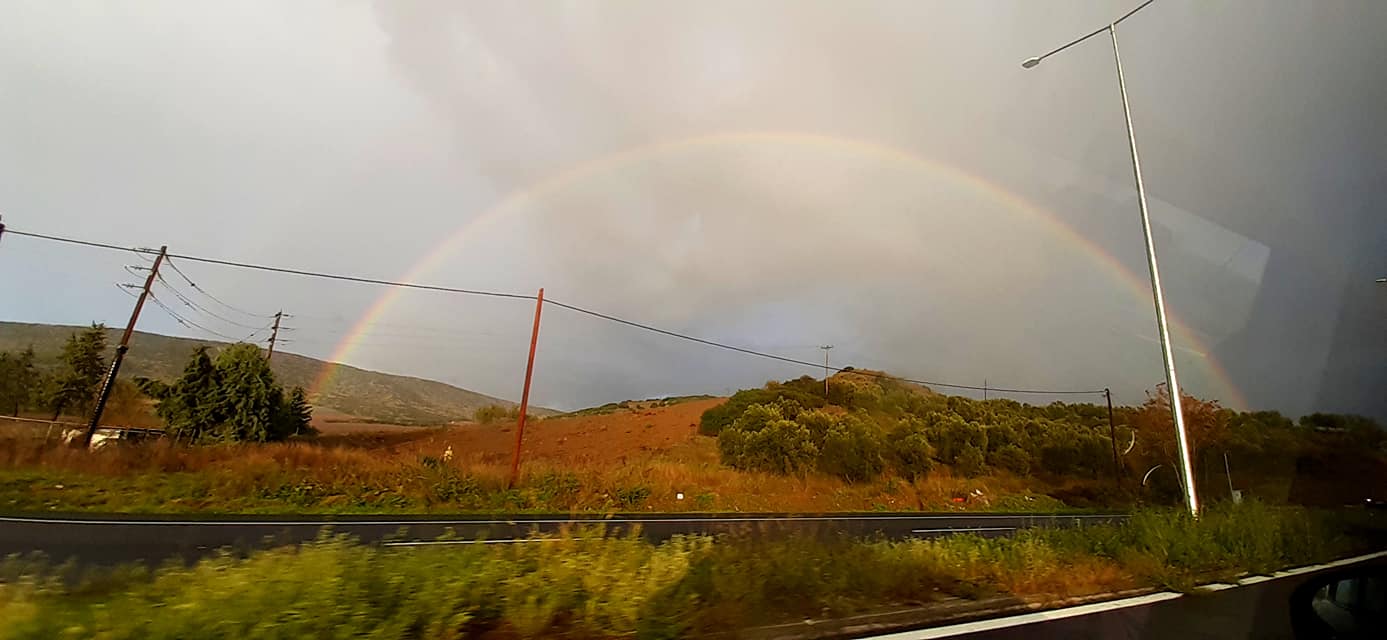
[0,321,549,425]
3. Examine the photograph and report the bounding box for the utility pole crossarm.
[819,345,834,397]
[266,311,283,361]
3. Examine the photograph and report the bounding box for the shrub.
[988,444,1031,476]
[473,404,518,424]
[699,388,823,436]
[888,417,935,479]
[719,404,819,474]
[926,415,986,465]
[955,445,986,478]
[817,415,885,482]
[794,409,838,443]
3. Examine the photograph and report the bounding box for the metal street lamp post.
[1021,0,1200,516]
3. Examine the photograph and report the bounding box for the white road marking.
[867,592,1184,639]
[382,538,559,547]
[863,550,1387,639]
[0,514,1123,527]
[911,527,1017,534]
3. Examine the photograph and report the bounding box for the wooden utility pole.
[508,288,544,488]
[819,345,833,397]
[86,245,166,447]
[1105,388,1121,486]
[266,311,283,360]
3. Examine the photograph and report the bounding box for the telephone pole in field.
[819,345,834,397]
[86,245,167,447]
[508,288,545,489]
[1105,388,1122,486]
[266,311,283,360]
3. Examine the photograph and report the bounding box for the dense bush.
[817,414,886,482]
[699,385,824,436]
[888,417,935,479]
[989,444,1031,476]
[955,444,986,478]
[717,403,819,474]
[704,373,1384,501]
[473,404,519,424]
[720,404,888,481]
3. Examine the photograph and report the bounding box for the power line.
[6,229,536,301]
[154,274,271,332]
[162,256,278,320]
[147,292,259,343]
[544,298,1104,395]
[114,282,140,300]
[8,227,1105,397]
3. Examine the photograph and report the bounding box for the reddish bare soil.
[402,399,724,466]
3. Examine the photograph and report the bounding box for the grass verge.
[2,503,1383,639]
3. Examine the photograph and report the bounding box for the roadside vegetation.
[708,371,1387,507]
[2,502,1382,639]
[1,327,1383,514]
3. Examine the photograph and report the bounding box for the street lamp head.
[1021,56,1042,69]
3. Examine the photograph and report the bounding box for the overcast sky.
[2,1,1384,417]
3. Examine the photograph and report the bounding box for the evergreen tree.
[283,387,315,437]
[140,344,307,444]
[139,347,224,441]
[48,324,108,419]
[0,347,38,416]
[213,344,281,442]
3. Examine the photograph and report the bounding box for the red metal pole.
[508,288,544,488]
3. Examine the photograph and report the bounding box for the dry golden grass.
[0,397,1076,514]
[0,430,1069,514]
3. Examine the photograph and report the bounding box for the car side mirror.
[1292,569,1387,638]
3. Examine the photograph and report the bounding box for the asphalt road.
[870,552,1387,640]
[0,511,1124,565]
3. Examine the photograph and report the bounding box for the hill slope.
[0,321,548,424]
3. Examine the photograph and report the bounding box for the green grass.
[1,503,1381,639]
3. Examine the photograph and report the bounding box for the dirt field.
[310,409,433,436]
[312,399,724,466]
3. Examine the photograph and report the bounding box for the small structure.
[62,426,166,449]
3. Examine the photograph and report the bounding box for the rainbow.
[308,131,1248,409]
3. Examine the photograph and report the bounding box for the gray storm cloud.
[1,1,1383,416]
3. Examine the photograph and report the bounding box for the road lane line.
[863,549,1387,639]
[867,592,1184,639]
[911,527,1017,534]
[0,514,1124,527]
[382,539,559,547]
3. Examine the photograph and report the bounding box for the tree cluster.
[0,324,108,420]
[136,344,313,442]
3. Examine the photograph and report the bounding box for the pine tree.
[139,343,306,444]
[273,386,314,438]
[0,350,32,416]
[48,324,108,419]
[214,343,280,442]
[139,346,225,441]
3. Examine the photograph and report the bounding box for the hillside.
[0,321,551,424]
